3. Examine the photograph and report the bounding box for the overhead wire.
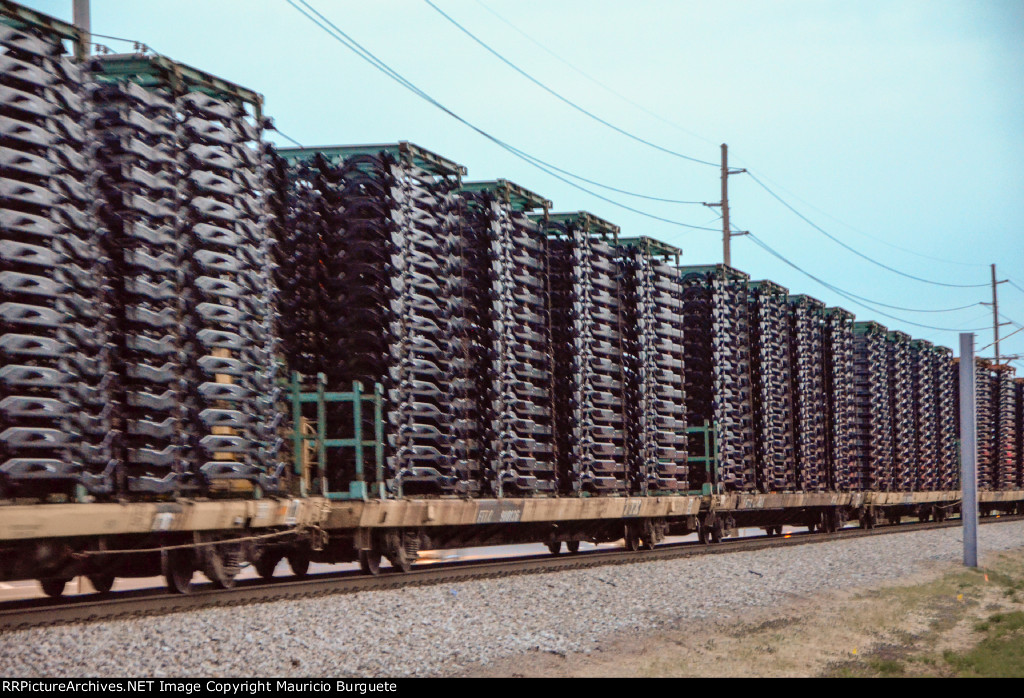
[745,232,990,333]
[423,1,999,292]
[472,0,716,148]
[292,0,1011,322]
[436,2,997,282]
[270,127,305,149]
[745,171,989,289]
[423,0,720,168]
[287,0,721,231]
[729,161,990,269]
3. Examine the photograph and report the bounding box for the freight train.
[0,3,1021,596]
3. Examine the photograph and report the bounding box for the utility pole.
[983,263,1008,365]
[705,144,747,267]
[72,0,90,61]
[721,144,731,267]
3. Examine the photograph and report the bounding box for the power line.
[472,0,717,148]
[1007,279,1024,296]
[286,0,721,231]
[461,3,989,276]
[729,161,989,269]
[998,311,1024,329]
[422,0,719,168]
[921,312,995,344]
[745,232,990,333]
[286,2,705,207]
[745,171,989,289]
[268,125,304,149]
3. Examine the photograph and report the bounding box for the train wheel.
[39,578,68,598]
[287,548,311,578]
[624,524,640,552]
[359,549,382,576]
[162,549,194,595]
[698,524,708,544]
[546,541,563,555]
[640,520,657,551]
[711,519,725,544]
[381,531,414,573]
[566,541,580,554]
[204,542,243,590]
[385,547,411,573]
[254,553,281,579]
[88,573,115,594]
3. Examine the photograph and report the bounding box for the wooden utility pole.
[73,0,90,60]
[706,144,746,267]
[991,264,1002,363]
[986,264,1009,364]
[721,144,731,267]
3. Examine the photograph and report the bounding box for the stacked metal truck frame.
[620,239,687,493]
[2,1,1022,510]
[0,20,113,498]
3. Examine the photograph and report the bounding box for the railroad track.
[2,514,1019,631]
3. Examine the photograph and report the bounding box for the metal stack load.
[910,340,938,491]
[974,359,995,490]
[746,281,794,492]
[547,212,628,495]
[278,143,468,496]
[462,180,556,496]
[0,18,113,498]
[89,54,281,496]
[436,187,490,496]
[823,307,855,491]
[852,322,893,491]
[788,295,827,492]
[680,265,755,492]
[265,153,336,379]
[619,237,687,494]
[886,330,917,491]
[88,73,182,495]
[934,346,958,490]
[994,365,1018,490]
[272,149,398,493]
[175,83,282,494]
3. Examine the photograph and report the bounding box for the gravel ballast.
[3,521,1023,677]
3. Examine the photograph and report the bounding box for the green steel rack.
[289,372,384,501]
[618,236,682,264]
[287,372,720,499]
[90,53,263,115]
[685,421,720,495]
[277,142,466,178]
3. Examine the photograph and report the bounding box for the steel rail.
[1,514,1020,632]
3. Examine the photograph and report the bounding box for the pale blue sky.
[27,0,1024,363]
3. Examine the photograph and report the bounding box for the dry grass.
[461,548,1024,678]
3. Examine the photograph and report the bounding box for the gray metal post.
[958,333,978,567]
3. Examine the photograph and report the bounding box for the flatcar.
[0,2,1021,597]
